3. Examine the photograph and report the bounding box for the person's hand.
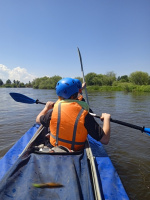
[81,82,86,90]
[100,113,111,121]
[45,101,55,111]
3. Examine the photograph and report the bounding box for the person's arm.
[36,101,54,123]
[99,113,111,145]
[85,113,105,141]
[85,112,111,145]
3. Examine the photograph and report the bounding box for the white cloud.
[0,64,36,83]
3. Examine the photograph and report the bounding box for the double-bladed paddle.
[9,92,150,136]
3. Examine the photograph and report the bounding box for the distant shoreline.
[1,84,150,92]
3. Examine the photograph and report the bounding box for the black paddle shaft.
[110,118,144,132]
[36,99,46,105]
[93,114,144,132]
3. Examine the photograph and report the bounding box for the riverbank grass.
[87,83,150,92]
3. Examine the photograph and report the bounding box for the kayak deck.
[0,149,94,200]
[0,124,129,200]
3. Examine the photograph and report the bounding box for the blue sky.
[0,0,150,83]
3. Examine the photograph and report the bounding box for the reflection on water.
[0,88,150,199]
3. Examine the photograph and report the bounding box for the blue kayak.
[0,124,129,200]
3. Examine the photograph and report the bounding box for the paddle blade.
[10,93,36,104]
[143,128,150,136]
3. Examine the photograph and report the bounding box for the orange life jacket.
[49,100,89,151]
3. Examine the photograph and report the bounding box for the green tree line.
[0,79,32,88]
[32,76,62,89]
[84,71,150,86]
[1,71,150,92]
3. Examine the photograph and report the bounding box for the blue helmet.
[74,79,82,89]
[56,77,79,99]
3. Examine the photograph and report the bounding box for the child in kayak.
[36,77,111,151]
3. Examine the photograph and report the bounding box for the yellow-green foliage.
[32,76,62,89]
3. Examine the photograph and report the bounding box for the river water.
[0,88,150,199]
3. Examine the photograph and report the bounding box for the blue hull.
[88,135,129,199]
[0,124,40,181]
[0,124,129,200]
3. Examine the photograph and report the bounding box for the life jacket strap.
[55,102,61,146]
[50,132,85,145]
[71,108,84,150]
